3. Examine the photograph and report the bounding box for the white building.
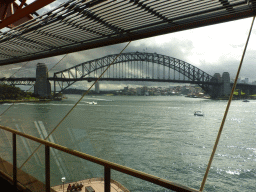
[95,82,100,93]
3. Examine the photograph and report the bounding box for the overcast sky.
[1,0,256,91]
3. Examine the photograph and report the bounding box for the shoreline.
[0,99,52,104]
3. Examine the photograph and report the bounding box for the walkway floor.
[0,156,55,192]
[0,176,22,192]
[52,178,129,192]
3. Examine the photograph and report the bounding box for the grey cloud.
[53,39,197,90]
[37,0,69,15]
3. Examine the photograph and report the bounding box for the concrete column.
[34,63,51,97]
[95,81,100,93]
[222,72,231,96]
[211,73,222,98]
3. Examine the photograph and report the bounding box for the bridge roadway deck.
[0,77,220,85]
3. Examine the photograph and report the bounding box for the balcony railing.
[0,125,198,192]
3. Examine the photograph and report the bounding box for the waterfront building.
[136,87,142,95]
[181,86,190,95]
[124,86,128,92]
[142,86,148,95]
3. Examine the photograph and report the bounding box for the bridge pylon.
[34,63,51,98]
[210,72,232,99]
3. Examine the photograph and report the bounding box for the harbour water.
[0,95,255,191]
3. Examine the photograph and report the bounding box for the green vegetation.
[0,84,38,101]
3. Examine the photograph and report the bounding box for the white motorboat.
[194,111,204,116]
[88,101,97,105]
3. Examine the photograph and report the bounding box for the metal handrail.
[0,125,198,192]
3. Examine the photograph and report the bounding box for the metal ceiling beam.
[0,0,255,66]
[219,0,234,13]
[0,0,56,29]
[83,8,124,35]
[132,0,171,23]
[1,8,254,66]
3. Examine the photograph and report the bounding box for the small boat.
[88,101,97,105]
[194,100,204,116]
[243,99,249,102]
[194,111,204,116]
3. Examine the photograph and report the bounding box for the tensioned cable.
[0,54,67,117]
[19,41,131,169]
[0,61,30,116]
[9,61,30,78]
[26,54,68,92]
[200,16,255,192]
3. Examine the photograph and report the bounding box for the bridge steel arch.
[53,52,218,94]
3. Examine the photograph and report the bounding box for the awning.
[0,0,255,66]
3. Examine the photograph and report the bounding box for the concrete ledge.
[0,156,55,192]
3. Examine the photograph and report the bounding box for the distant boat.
[243,100,249,102]
[194,111,204,116]
[88,101,97,105]
[194,100,204,116]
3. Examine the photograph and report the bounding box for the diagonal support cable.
[26,54,68,92]
[19,41,131,169]
[0,61,29,116]
[200,16,255,191]
[0,54,67,116]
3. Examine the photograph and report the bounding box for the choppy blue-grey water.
[0,95,255,191]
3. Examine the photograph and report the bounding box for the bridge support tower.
[211,72,231,98]
[34,63,51,98]
[95,82,100,93]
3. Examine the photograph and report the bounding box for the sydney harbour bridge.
[1,52,254,98]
